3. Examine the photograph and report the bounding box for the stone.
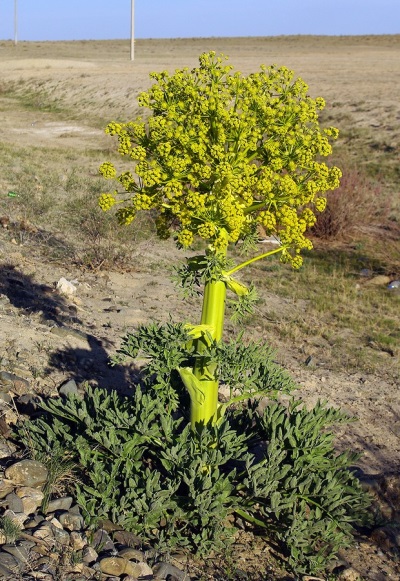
[130,561,154,577]
[56,277,77,296]
[338,567,362,581]
[118,547,145,561]
[57,510,85,531]
[113,530,141,547]
[2,509,27,527]
[51,525,71,547]
[48,517,63,530]
[91,528,115,552]
[153,562,186,580]
[0,479,14,499]
[24,514,45,529]
[15,393,42,416]
[82,545,98,565]
[0,371,30,394]
[70,531,87,551]
[371,526,400,551]
[32,523,55,545]
[0,551,25,573]
[2,543,30,564]
[5,491,24,512]
[16,487,45,514]
[58,379,79,397]
[0,392,12,403]
[5,459,48,488]
[99,557,143,577]
[388,279,400,290]
[46,495,73,512]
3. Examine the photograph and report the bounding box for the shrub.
[311,165,383,239]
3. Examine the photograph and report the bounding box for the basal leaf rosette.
[99,51,341,267]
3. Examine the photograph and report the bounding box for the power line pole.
[14,0,18,45]
[130,0,134,61]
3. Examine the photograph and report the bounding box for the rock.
[0,392,12,403]
[2,509,27,528]
[46,495,73,512]
[24,514,45,529]
[32,523,56,545]
[57,510,84,531]
[70,531,87,551]
[0,371,30,395]
[388,280,400,290]
[48,517,63,530]
[2,543,30,564]
[130,561,154,577]
[371,526,400,551]
[96,518,124,532]
[0,479,14,499]
[82,546,98,565]
[58,379,78,397]
[5,460,48,488]
[91,528,115,552]
[52,526,73,548]
[0,551,25,573]
[113,530,141,547]
[5,491,24,512]
[15,393,42,416]
[118,547,145,561]
[16,487,44,514]
[56,277,77,296]
[99,556,140,576]
[338,566,362,580]
[153,562,186,580]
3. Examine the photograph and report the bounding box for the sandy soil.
[0,37,400,580]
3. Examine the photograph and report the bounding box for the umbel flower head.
[99,51,341,267]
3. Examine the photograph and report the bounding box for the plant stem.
[226,246,284,276]
[191,279,227,428]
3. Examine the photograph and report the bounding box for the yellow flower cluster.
[98,193,116,211]
[99,52,341,267]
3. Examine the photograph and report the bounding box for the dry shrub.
[311,165,385,239]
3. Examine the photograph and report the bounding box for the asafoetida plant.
[98,51,341,427]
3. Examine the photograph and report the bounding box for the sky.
[0,0,399,42]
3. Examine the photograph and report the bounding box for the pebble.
[0,479,15,499]
[99,556,140,576]
[153,561,187,580]
[0,551,24,573]
[5,459,48,488]
[15,393,43,416]
[388,279,400,290]
[0,371,30,394]
[82,545,98,565]
[57,510,85,531]
[45,495,73,512]
[58,378,79,397]
[118,547,145,561]
[5,491,24,512]
[70,530,87,550]
[91,528,116,552]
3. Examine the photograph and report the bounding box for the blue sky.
[0,0,399,41]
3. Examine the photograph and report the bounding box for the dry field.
[0,36,400,579]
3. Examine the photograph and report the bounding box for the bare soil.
[0,37,399,580]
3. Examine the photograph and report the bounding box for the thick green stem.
[191,279,227,429]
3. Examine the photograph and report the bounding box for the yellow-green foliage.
[99,51,341,268]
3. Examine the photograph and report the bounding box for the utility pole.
[130,0,134,61]
[14,0,18,45]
